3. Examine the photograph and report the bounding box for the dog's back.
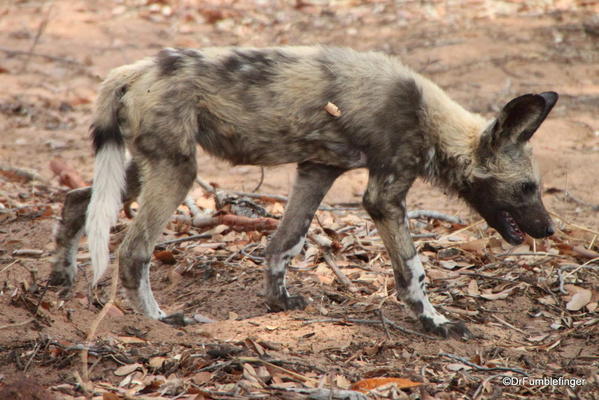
[108,46,442,169]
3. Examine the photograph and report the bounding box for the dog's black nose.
[545,225,555,236]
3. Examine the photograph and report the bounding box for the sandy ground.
[1,1,598,399]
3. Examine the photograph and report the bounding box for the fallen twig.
[81,257,119,386]
[271,386,367,400]
[0,318,35,330]
[550,211,599,236]
[184,196,203,217]
[490,315,526,335]
[378,309,392,340]
[11,249,44,258]
[155,233,212,247]
[437,219,485,242]
[0,46,82,66]
[439,352,527,375]
[323,252,358,292]
[172,213,278,232]
[236,356,319,383]
[20,0,55,72]
[300,317,438,340]
[196,176,216,193]
[252,167,265,192]
[309,233,358,292]
[407,210,464,225]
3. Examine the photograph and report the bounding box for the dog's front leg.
[363,172,471,339]
[265,162,344,311]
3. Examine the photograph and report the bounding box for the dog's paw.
[48,269,74,288]
[420,316,472,340]
[266,294,308,312]
[160,312,196,326]
[160,312,216,326]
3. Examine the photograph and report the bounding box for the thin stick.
[20,0,55,72]
[490,315,526,334]
[0,47,81,66]
[236,356,319,383]
[378,309,392,340]
[0,260,18,275]
[155,233,212,247]
[81,259,119,384]
[495,252,558,257]
[301,317,438,340]
[407,210,464,225]
[184,196,203,217]
[0,318,35,330]
[550,211,599,236]
[439,352,527,375]
[196,177,216,193]
[473,374,505,400]
[457,271,515,283]
[437,219,485,242]
[322,252,358,292]
[252,167,265,192]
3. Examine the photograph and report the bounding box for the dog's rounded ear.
[487,91,559,147]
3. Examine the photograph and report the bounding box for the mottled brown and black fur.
[50,46,558,338]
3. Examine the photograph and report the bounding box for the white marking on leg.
[125,263,165,320]
[270,236,305,274]
[405,255,449,326]
[268,236,306,296]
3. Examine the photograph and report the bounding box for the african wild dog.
[49,46,558,338]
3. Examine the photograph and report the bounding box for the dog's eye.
[520,181,537,194]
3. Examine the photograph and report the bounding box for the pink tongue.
[503,212,523,237]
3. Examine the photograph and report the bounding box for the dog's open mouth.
[498,210,525,245]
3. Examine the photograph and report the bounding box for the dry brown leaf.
[324,101,342,117]
[118,336,147,344]
[192,371,213,385]
[480,285,518,300]
[149,356,167,369]
[439,260,458,270]
[103,392,122,400]
[458,238,489,253]
[351,377,422,392]
[154,250,177,264]
[336,375,352,389]
[114,363,143,376]
[566,288,592,311]
[106,303,125,317]
[467,279,480,296]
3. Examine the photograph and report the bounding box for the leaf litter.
[2,169,597,399]
[1,0,599,398]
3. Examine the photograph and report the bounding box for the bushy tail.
[85,77,128,286]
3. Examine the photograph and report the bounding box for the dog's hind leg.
[118,156,196,321]
[363,170,472,339]
[265,162,344,311]
[50,162,142,288]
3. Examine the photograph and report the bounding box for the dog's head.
[461,92,558,245]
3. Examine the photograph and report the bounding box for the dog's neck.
[416,78,487,193]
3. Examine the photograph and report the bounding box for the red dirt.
[1,1,597,399]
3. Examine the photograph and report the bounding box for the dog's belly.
[195,114,367,169]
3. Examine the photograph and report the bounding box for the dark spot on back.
[156,48,185,76]
[218,49,297,86]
